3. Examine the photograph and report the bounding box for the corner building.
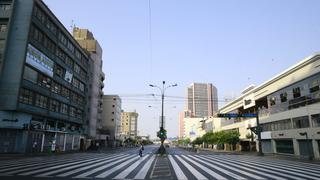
[0,0,90,153]
[216,54,320,159]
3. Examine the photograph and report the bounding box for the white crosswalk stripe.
[134,154,156,179]
[181,155,227,180]
[204,155,293,179]
[211,155,320,180]
[189,155,246,180]
[35,154,125,177]
[174,155,208,180]
[113,155,151,179]
[168,155,187,180]
[1,152,320,180]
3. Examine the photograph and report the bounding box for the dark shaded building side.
[0,0,91,153]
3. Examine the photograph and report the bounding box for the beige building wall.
[73,27,104,140]
[101,95,122,141]
[120,111,138,139]
[186,83,218,118]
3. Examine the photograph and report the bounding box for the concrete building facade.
[186,83,218,118]
[72,27,105,144]
[101,95,121,146]
[215,53,320,159]
[0,0,91,153]
[120,111,138,140]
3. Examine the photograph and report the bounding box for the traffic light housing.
[157,128,167,139]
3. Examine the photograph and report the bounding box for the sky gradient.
[44,0,320,138]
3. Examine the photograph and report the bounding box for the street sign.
[217,113,257,118]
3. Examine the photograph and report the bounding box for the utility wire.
[148,0,153,83]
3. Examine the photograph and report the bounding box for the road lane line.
[175,155,207,180]
[168,155,187,180]
[134,155,155,179]
[113,155,150,179]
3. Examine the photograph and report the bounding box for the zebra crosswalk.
[168,154,320,180]
[0,152,320,179]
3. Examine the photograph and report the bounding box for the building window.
[65,56,73,68]
[76,109,83,119]
[54,64,64,78]
[293,116,310,129]
[276,140,294,154]
[311,114,320,127]
[70,106,76,117]
[0,39,4,60]
[67,41,75,53]
[23,66,38,84]
[60,103,68,114]
[19,89,34,105]
[75,50,81,60]
[72,78,80,89]
[50,99,60,112]
[56,48,66,62]
[310,79,320,93]
[0,4,11,10]
[61,86,70,99]
[74,63,80,74]
[59,32,67,45]
[37,73,51,89]
[79,82,84,92]
[35,94,48,109]
[112,105,115,108]
[270,97,276,106]
[0,24,7,32]
[293,87,301,98]
[51,81,61,94]
[280,92,287,103]
[271,119,292,131]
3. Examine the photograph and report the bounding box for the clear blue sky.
[44,0,320,138]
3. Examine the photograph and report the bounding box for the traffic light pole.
[256,112,263,156]
[149,81,177,155]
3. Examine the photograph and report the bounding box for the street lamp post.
[149,81,177,154]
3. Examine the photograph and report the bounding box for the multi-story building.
[120,111,138,139]
[178,111,185,139]
[0,0,90,153]
[101,95,121,146]
[73,27,105,144]
[215,53,320,159]
[186,83,218,118]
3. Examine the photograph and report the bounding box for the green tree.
[192,137,203,145]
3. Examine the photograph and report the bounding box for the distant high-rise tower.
[186,83,218,117]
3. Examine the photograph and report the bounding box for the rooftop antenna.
[70,20,76,32]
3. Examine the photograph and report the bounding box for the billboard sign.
[26,44,54,77]
[65,70,73,83]
[243,94,255,109]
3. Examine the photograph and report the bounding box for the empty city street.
[0,146,320,180]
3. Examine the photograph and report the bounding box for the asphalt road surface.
[0,145,320,180]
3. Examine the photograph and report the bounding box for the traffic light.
[158,129,167,139]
